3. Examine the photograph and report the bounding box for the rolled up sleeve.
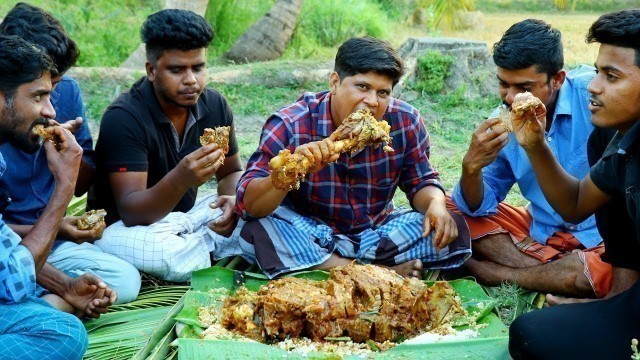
[0,221,36,303]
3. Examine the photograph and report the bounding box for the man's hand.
[294,139,339,174]
[423,200,458,251]
[44,126,83,191]
[62,273,117,318]
[462,118,510,175]
[175,144,222,188]
[58,216,105,244]
[512,101,547,150]
[48,117,83,134]
[208,195,238,237]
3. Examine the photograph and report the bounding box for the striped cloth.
[239,206,471,278]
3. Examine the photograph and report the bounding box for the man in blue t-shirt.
[0,3,140,303]
[0,34,117,360]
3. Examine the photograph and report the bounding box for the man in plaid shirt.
[235,37,471,279]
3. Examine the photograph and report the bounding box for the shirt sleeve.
[98,108,149,173]
[398,111,445,209]
[235,114,292,220]
[589,156,617,196]
[452,147,517,216]
[0,218,36,303]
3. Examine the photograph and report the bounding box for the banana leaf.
[177,266,509,359]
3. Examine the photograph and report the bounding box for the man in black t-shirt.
[89,9,244,282]
[508,10,640,359]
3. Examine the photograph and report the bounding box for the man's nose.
[42,99,56,120]
[184,70,197,85]
[363,91,378,107]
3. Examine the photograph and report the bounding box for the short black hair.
[587,9,640,67]
[334,36,405,86]
[0,35,56,103]
[493,19,563,78]
[0,2,78,75]
[141,9,214,65]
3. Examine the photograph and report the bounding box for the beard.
[0,108,47,154]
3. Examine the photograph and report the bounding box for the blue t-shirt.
[452,65,602,248]
[0,75,93,225]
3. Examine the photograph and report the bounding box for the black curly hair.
[334,36,405,86]
[141,9,214,65]
[493,19,563,79]
[587,9,640,67]
[0,2,78,75]
[0,35,56,105]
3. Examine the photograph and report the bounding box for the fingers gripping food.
[33,124,59,144]
[497,92,543,132]
[269,109,394,191]
[76,209,107,230]
[200,126,231,165]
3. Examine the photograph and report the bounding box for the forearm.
[7,224,32,238]
[37,263,71,297]
[412,185,446,214]
[117,169,190,226]
[75,158,94,196]
[459,165,485,212]
[217,170,243,196]
[20,183,73,271]
[525,144,583,221]
[243,177,288,218]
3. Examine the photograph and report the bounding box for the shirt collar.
[140,77,210,124]
[0,152,5,179]
[553,81,572,117]
[601,120,640,158]
[314,91,334,137]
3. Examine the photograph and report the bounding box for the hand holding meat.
[511,92,547,150]
[175,144,223,188]
[269,109,394,191]
[42,126,82,192]
[200,126,230,165]
[462,117,509,175]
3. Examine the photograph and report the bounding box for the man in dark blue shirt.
[0,3,140,303]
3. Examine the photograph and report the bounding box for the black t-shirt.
[88,77,239,225]
[589,122,640,269]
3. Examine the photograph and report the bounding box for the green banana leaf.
[176,266,509,359]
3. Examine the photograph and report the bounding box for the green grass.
[0,0,162,67]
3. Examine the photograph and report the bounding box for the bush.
[205,0,275,59]
[293,0,388,47]
[0,0,162,67]
[412,50,455,95]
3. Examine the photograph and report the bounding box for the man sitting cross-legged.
[89,9,244,282]
[235,36,471,279]
[509,10,640,358]
[0,35,116,360]
[0,2,140,304]
[449,19,610,299]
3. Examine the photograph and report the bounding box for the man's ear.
[145,61,155,81]
[551,69,567,91]
[329,72,341,95]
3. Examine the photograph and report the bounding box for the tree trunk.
[222,0,304,64]
[120,0,209,69]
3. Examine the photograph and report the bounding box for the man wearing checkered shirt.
[0,36,116,360]
[235,37,472,279]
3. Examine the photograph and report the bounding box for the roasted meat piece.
[76,209,107,230]
[511,92,542,123]
[269,109,393,191]
[221,263,465,345]
[199,126,231,165]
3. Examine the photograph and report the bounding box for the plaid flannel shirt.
[236,91,444,235]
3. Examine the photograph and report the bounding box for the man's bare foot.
[465,258,511,285]
[545,294,597,306]
[390,259,423,278]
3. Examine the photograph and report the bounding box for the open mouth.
[588,98,603,111]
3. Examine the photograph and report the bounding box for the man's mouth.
[589,98,603,112]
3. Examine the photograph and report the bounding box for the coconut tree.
[221,0,304,63]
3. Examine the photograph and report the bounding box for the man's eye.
[34,95,41,102]
[170,68,181,74]
[606,73,618,81]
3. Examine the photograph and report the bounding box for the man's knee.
[109,261,142,304]
[509,312,538,359]
[53,313,89,360]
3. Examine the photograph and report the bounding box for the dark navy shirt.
[0,75,94,225]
